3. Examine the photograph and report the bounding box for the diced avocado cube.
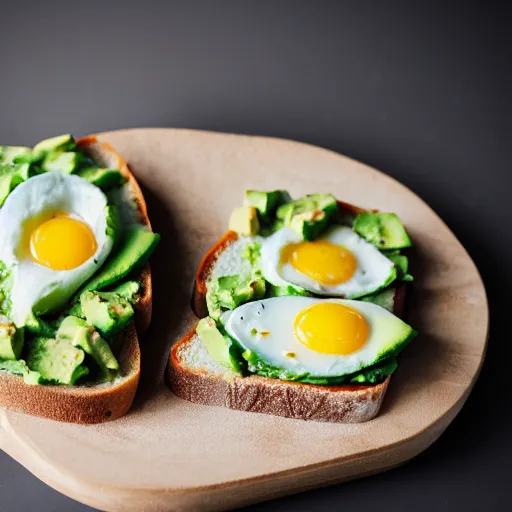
[111,280,140,302]
[42,151,80,173]
[0,173,24,207]
[243,190,291,217]
[80,291,134,337]
[218,275,239,290]
[82,225,160,292]
[233,285,254,306]
[228,206,260,235]
[77,167,126,190]
[0,324,24,360]
[386,252,414,281]
[57,316,119,375]
[353,212,412,250]
[56,315,88,340]
[0,146,31,164]
[276,193,338,240]
[26,337,88,385]
[196,316,241,372]
[33,134,76,153]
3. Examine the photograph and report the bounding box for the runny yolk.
[294,302,369,355]
[281,240,357,285]
[30,214,97,271]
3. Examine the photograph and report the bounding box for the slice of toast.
[0,135,154,424]
[167,327,390,423]
[169,199,408,423]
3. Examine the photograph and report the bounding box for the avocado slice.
[80,291,134,337]
[276,193,338,240]
[26,337,88,385]
[33,134,76,153]
[57,316,119,377]
[228,206,260,235]
[196,317,241,373]
[0,173,24,207]
[244,190,290,217]
[0,324,24,360]
[76,167,126,190]
[41,151,81,174]
[353,212,412,250]
[82,225,160,292]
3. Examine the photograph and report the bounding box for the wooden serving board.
[0,129,488,511]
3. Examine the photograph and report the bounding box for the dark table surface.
[0,1,510,511]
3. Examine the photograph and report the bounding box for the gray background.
[0,1,510,510]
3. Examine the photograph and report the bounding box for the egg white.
[222,296,412,377]
[0,172,114,326]
[260,225,396,298]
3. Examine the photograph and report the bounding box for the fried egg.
[0,172,114,326]
[222,296,413,377]
[260,225,396,297]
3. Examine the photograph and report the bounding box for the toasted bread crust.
[174,199,408,423]
[167,329,390,423]
[0,135,153,424]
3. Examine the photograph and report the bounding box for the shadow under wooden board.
[0,128,488,511]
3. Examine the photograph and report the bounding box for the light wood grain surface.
[0,128,488,511]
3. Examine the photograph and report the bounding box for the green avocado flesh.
[353,212,412,250]
[0,134,159,386]
[196,317,241,373]
[77,167,126,190]
[80,291,134,337]
[0,324,24,360]
[82,225,160,292]
[57,316,119,380]
[42,151,81,173]
[26,337,88,385]
[276,193,338,240]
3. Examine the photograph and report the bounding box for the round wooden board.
[0,129,488,511]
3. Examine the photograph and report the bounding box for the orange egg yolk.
[281,240,357,285]
[294,302,369,355]
[30,214,97,270]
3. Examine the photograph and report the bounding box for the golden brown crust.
[167,328,390,424]
[0,135,154,424]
